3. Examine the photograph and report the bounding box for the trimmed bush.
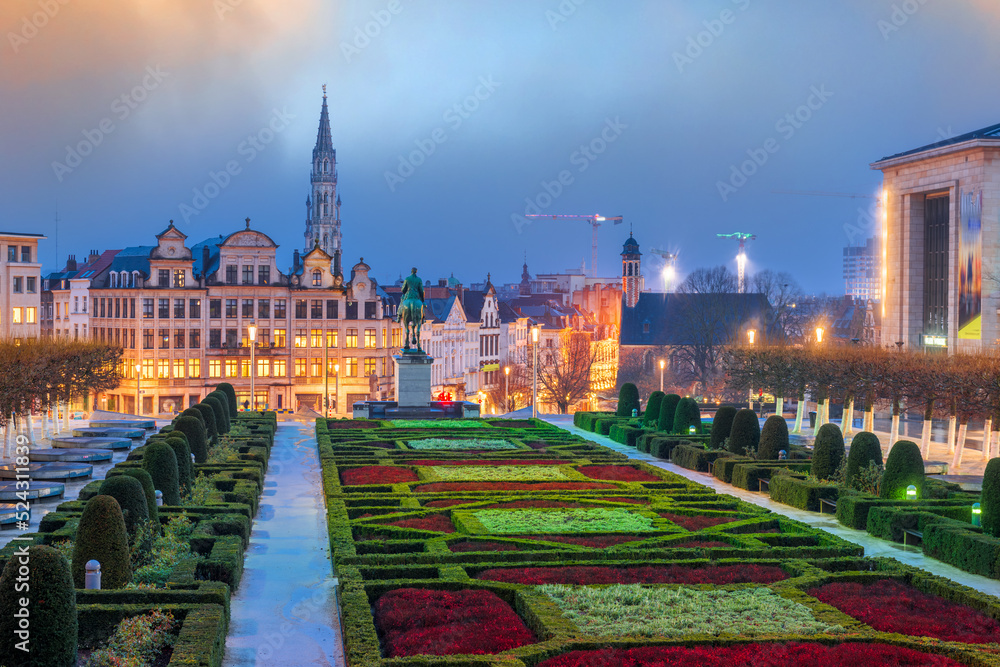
[846,432,883,489]
[0,545,76,666]
[644,391,665,426]
[192,402,218,445]
[616,383,640,417]
[174,415,209,463]
[98,475,150,544]
[72,495,132,589]
[657,394,681,432]
[709,406,737,449]
[811,423,845,481]
[117,468,159,532]
[983,457,1000,538]
[217,381,239,415]
[167,435,194,492]
[204,394,229,435]
[758,415,789,460]
[769,474,839,512]
[209,389,232,431]
[728,408,760,455]
[142,441,181,506]
[880,440,925,500]
[672,397,701,435]
[180,406,206,430]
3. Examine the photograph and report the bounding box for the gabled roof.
[425,296,467,325]
[107,246,155,275]
[875,121,1000,164]
[190,238,221,278]
[497,301,522,323]
[463,290,486,320]
[620,292,770,346]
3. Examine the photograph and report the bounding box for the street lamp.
[323,329,329,417]
[135,362,142,416]
[504,366,510,413]
[532,326,539,419]
[816,326,825,344]
[333,363,340,416]
[746,330,756,413]
[746,329,756,346]
[247,321,257,411]
[659,358,665,392]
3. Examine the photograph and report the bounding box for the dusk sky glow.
[3,0,1000,293]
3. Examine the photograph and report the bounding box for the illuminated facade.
[0,232,45,341]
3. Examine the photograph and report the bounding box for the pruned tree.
[536,331,596,414]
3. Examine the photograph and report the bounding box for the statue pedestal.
[394,353,434,408]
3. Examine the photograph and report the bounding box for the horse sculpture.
[397,267,425,352]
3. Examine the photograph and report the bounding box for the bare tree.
[750,270,805,343]
[537,331,596,413]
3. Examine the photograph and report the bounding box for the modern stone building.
[873,122,1000,351]
[0,232,45,341]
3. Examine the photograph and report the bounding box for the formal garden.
[316,416,1000,666]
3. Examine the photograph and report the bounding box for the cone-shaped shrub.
[616,383,640,417]
[175,415,209,463]
[672,397,701,434]
[142,442,180,506]
[72,495,131,589]
[846,431,883,488]
[98,475,149,545]
[811,423,845,480]
[710,406,737,449]
[644,391,665,426]
[728,408,760,454]
[217,381,239,415]
[204,394,229,435]
[657,394,681,431]
[180,407,206,430]
[208,390,232,431]
[982,457,1000,537]
[0,545,76,666]
[880,440,925,500]
[192,403,218,445]
[166,435,193,491]
[116,468,159,533]
[758,415,789,460]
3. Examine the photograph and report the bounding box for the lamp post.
[659,359,665,393]
[746,329,756,413]
[532,326,539,419]
[816,326,824,344]
[504,366,510,413]
[323,330,329,417]
[135,362,142,416]
[247,321,257,411]
[334,363,340,416]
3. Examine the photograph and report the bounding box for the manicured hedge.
[881,440,925,500]
[728,408,759,455]
[768,474,838,512]
[811,423,845,481]
[709,406,737,450]
[671,444,731,472]
[758,415,789,460]
[657,394,681,432]
[846,431,882,488]
[644,392,665,426]
[672,397,701,435]
[982,457,1000,537]
[616,383,640,417]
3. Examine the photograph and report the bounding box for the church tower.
[621,234,642,308]
[304,86,342,276]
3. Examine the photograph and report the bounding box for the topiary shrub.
[846,431,883,489]
[217,381,239,415]
[657,394,681,432]
[758,415,789,460]
[811,423,845,481]
[116,468,159,533]
[98,475,150,546]
[616,383,640,417]
[880,440,925,500]
[180,407,206,430]
[728,408,760,455]
[174,415,209,463]
[0,545,77,666]
[710,406,737,449]
[671,397,701,435]
[192,402,218,445]
[644,391,665,426]
[142,442,181,506]
[982,457,1000,537]
[72,495,131,589]
[166,435,193,492]
[208,390,232,432]
[204,394,229,435]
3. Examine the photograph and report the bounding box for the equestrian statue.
[397,267,425,353]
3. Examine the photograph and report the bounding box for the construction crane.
[524,213,623,277]
[772,190,878,200]
[649,248,678,292]
[716,232,756,294]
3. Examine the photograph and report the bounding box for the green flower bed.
[406,438,517,450]
[391,420,486,428]
[540,584,843,638]
[472,508,655,534]
[430,466,570,482]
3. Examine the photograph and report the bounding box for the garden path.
[546,415,1000,600]
[224,420,345,667]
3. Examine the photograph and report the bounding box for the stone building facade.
[0,232,45,341]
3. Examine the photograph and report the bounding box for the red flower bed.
[488,420,536,428]
[414,482,616,493]
[660,512,738,531]
[424,499,475,508]
[577,465,661,482]
[668,540,730,549]
[375,588,536,656]
[603,496,649,504]
[328,420,382,429]
[538,643,963,667]
[381,514,455,533]
[521,534,648,547]
[449,540,523,553]
[808,579,1000,644]
[341,466,418,486]
[408,459,568,466]
[476,564,787,585]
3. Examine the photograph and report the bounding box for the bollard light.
[191,453,196,464]
[906,484,917,500]
[688,425,696,435]
[972,502,982,527]
[85,560,101,590]
[155,490,163,507]
[778,450,787,460]
[632,408,638,418]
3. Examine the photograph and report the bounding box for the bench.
[819,498,838,514]
[903,528,923,548]
[758,478,771,493]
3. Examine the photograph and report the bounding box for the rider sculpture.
[397,267,425,353]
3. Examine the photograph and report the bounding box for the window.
[7,246,15,261]
[311,300,323,319]
[242,265,253,285]
[130,329,135,348]
[294,330,307,348]
[346,301,358,319]
[174,299,185,318]
[189,329,200,348]
[10,308,21,324]
[209,329,221,348]
[157,359,169,379]
[241,359,250,377]
[159,329,169,349]
[143,329,154,349]
[225,329,238,348]
[364,358,377,377]
[326,330,338,348]
[346,328,358,348]
[224,360,238,378]
[158,299,169,319]
[365,301,376,319]
[294,359,307,377]
[310,329,322,347]
[143,299,154,319]
[114,298,120,318]
[258,299,270,319]
[312,269,322,286]
[274,300,286,319]
[174,329,185,348]
[189,359,201,378]
[226,265,237,284]
[364,328,376,348]
[310,358,322,377]
[130,299,135,318]
[258,265,270,285]
[12,277,22,293]
[272,359,286,377]
[189,299,201,318]
[392,328,402,348]
[173,270,185,287]
[99,298,105,318]
[295,300,307,319]
[209,299,221,319]
[225,299,237,318]
[209,360,222,378]
[257,358,270,377]
[326,299,338,319]
[241,299,253,318]
[20,246,30,263]
[345,357,358,377]
[259,328,270,346]
[273,329,286,347]
[173,359,185,378]
[158,269,169,287]
[142,359,154,379]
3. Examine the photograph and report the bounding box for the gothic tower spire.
[305,85,342,273]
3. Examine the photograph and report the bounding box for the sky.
[2,0,1000,294]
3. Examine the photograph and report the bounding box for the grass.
[540,585,843,638]
[406,438,517,450]
[391,419,486,428]
[430,465,571,482]
[472,508,655,534]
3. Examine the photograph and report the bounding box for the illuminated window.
[241,359,250,377]
[189,359,201,378]
[310,329,323,348]
[364,358,377,376]
[157,359,169,379]
[173,270,185,287]
[273,329,286,347]
[326,330,338,348]
[24,307,35,324]
[173,359,185,378]
[327,359,338,375]
[364,328,376,348]
[310,358,322,377]
[294,330,307,348]
[345,357,358,377]
[392,328,402,348]
[346,328,358,348]
[224,360,238,378]
[294,359,307,377]
[142,359,155,379]
[312,269,322,286]
[209,360,221,378]
[272,359,286,377]
[257,358,269,377]
[11,308,22,324]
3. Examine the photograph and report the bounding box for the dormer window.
[312,269,322,286]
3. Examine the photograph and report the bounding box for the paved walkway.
[544,415,1000,600]
[224,421,344,667]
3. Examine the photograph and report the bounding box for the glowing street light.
[746,329,756,413]
[135,362,142,416]
[532,326,539,419]
[747,329,756,346]
[815,327,825,344]
[504,365,510,413]
[247,321,257,411]
[659,358,665,392]
[334,362,340,415]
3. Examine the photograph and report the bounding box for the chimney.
[333,249,342,277]
[438,279,446,287]
[201,247,210,279]
[66,254,77,272]
[88,250,99,264]
[293,250,301,273]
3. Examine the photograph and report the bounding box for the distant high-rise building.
[304,86,342,276]
[843,237,880,301]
